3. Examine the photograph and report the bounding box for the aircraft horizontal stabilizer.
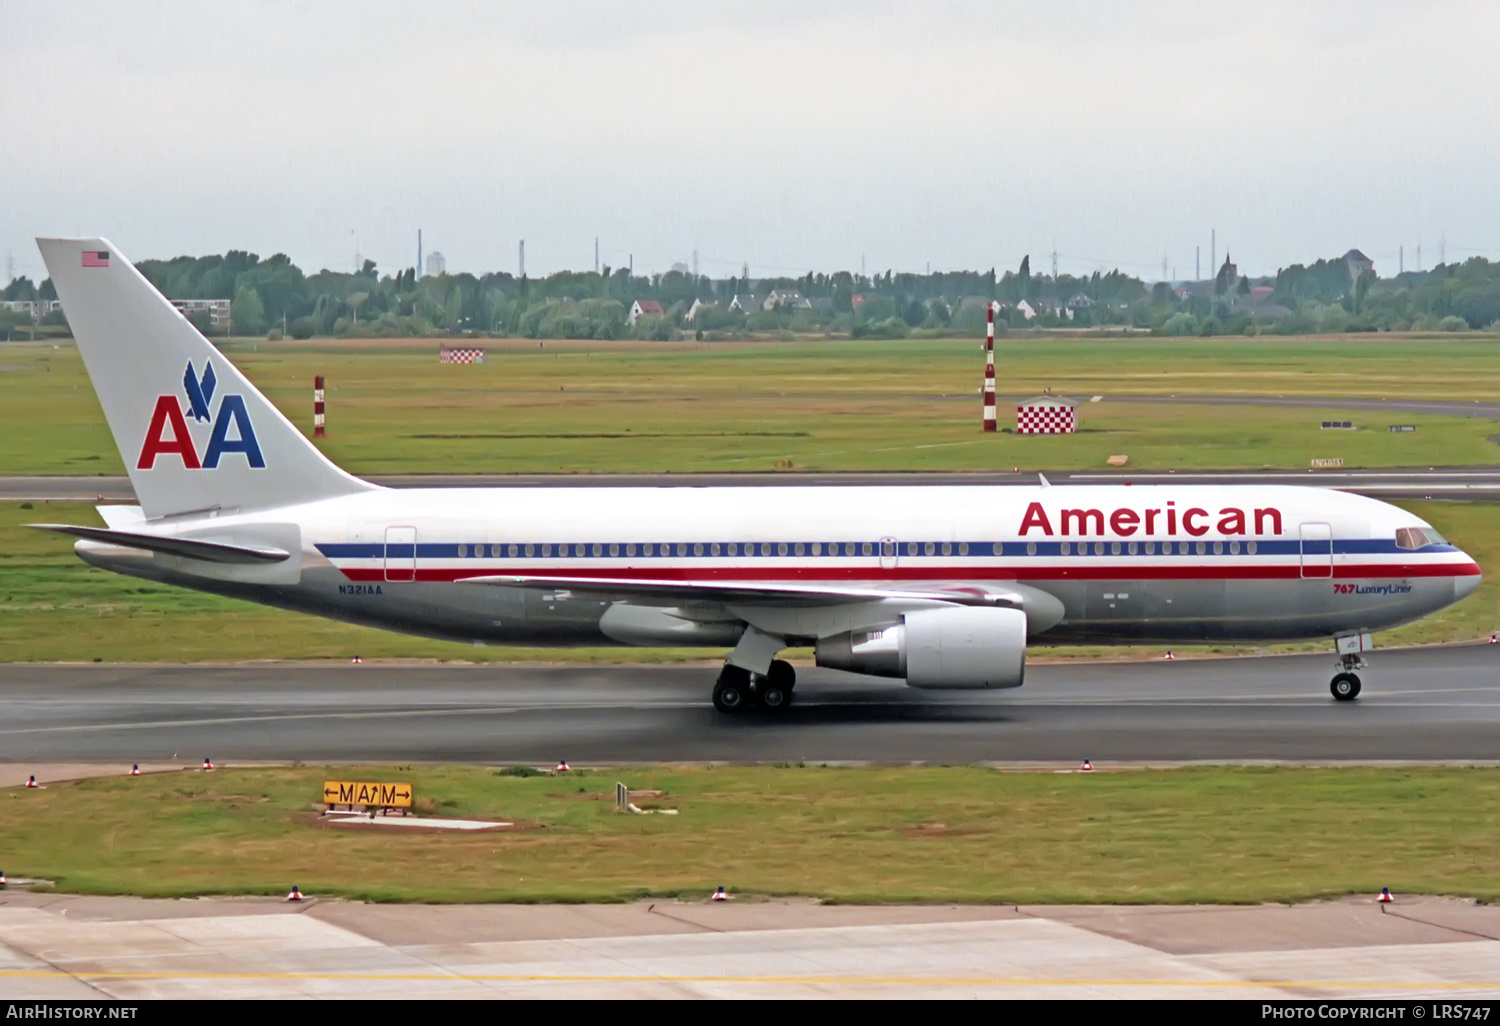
[461,573,1026,608]
[27,524,290,564]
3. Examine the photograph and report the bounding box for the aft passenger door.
[384,526,417,582]
[1299,523,1332,579]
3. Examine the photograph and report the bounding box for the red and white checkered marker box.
[440,347,485,364]
[1017,404,1076,434]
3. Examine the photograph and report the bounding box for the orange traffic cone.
[1163,650,1175,660]
[202,757,214,771]
[350,656,362,664]
[1378,887,1393,904]
[712,886,728,901]
[1080,759,1094,772]
[1490,634,1498,645]
[285,885,305,902]
[25,775,38,789]
[555,759,569,773]
[129,764,140,776]
[0,869,7,886]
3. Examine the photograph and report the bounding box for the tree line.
[3,249,1499,340]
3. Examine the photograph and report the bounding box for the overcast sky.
[3,0,1497,282]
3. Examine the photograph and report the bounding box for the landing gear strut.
[1330,652,1365,702]
[712,659,795,714]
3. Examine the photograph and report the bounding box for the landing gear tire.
[713,666,752,713]
[1330,672,1362,702]
[759,681,793,712]
[766,659,796,692]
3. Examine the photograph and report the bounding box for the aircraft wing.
[459,573,1026,608]
[27,524,291,564]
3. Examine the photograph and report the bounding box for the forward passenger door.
[1299,523,1333,579]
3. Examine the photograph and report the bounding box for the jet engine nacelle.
[814,606,1026,689]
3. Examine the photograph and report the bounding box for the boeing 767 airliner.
[31,238,1481,712]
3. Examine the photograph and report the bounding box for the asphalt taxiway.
[3,644,1498,765]
[7,465,1500,501]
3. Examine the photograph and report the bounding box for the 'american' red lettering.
[1018,502,1283,537]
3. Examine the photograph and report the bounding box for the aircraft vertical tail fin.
[37,237,373,519]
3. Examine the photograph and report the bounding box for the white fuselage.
[80,482,1481,648]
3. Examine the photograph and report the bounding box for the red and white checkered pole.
[313,375,325,439]
[982,304,997,432]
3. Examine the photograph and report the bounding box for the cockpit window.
[1395,527,1446,550]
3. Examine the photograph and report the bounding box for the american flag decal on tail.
[82,250,109,268]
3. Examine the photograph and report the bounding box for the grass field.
[2,336,1498,475]
[4,764,1499,903]
[2,498,1494,663]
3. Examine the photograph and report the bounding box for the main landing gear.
[713,659,796,714]
[1330,651,1366,702]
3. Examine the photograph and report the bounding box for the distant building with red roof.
[628,299,665,325]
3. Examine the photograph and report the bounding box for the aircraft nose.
[1454,564,1482,601]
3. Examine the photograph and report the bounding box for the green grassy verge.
[5,764,1499,903]
[3,337,1498,475]
[2,499,1494,663]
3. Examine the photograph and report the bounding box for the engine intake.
[814,606,1026,689]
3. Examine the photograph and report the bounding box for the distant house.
[685,298,716,323]
[1014,299,1038,321]
[1026,297,1069,319]
[728,294,762,315]
[0,299,63,319]
[1343,249,1375,281]
[850,293,866,310]
[762,289,812,311]
[627,299,665,326]
[170,299,232,331]
[1066,293,1095,311]
[1249,285,1275,305]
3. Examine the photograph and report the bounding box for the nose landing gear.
[1330,671,1362,701]
[1330,633,1371,702]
